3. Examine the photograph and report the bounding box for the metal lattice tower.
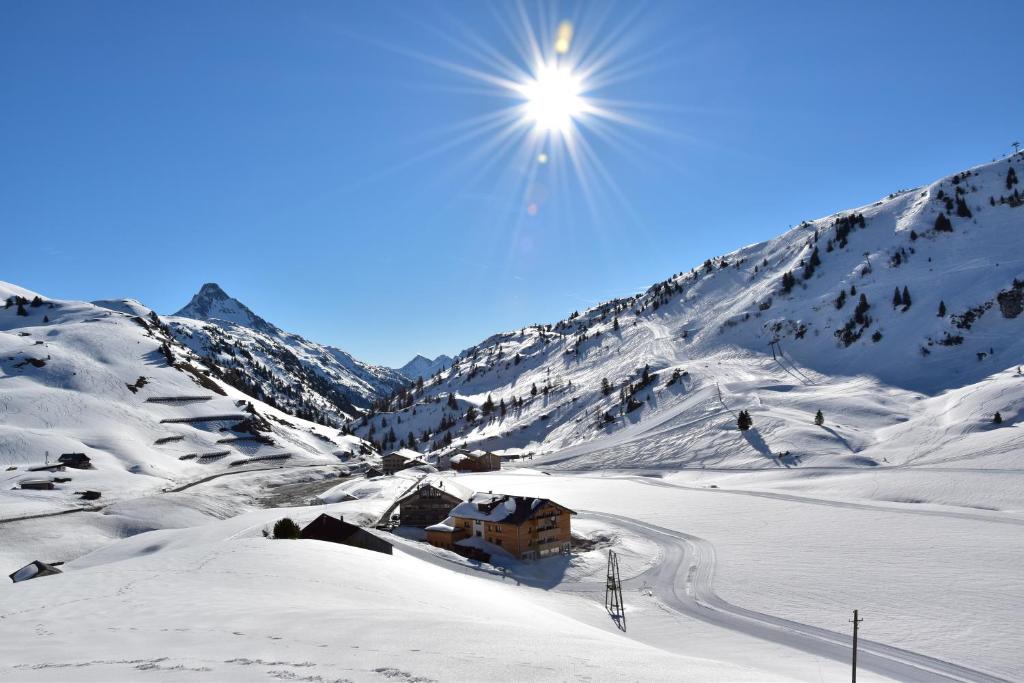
[605,549,625,630]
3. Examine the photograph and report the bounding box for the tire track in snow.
[583,511,1011,683]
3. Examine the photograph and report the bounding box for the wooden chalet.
[426,492,575,561]
[396,479,473,528]
[57,453,92,469]
[19,479,55,490]
[300,514,393,555]
[381,449,428,475]
[449,449,501,473]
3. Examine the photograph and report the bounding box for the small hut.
[300,514,393,555]
[9,560,62,583]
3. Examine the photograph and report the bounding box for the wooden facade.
[382,450,427,476]
[425,494,574,561]
[449,450,501,473]
[397,482,470,528]
[300,514,393,555]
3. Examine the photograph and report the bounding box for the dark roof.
[9,560,62,583]
[300,514,363,543]
[58,452,89,461]
[454,493,577,526]
[395,481,472,506]
[300,514,393,555]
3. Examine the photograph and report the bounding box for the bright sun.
[518,62,585,136]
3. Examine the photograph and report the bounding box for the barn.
[300,514,393,555]
[395,479,474,528]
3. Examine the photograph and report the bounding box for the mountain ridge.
[397,353,454,381]
[168,283,407,423]
[348,151,1024,470]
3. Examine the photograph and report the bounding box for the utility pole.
[605,550,625,630]
[850,609,863,682]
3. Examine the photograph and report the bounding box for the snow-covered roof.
[386,448,424,463]
[397,477,474,507]
[449,492,574,525]
[425,517,455,533]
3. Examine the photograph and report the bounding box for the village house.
[395,479,473,528]
[381,448,428,476]
[57,453,92,469]
[449,449,501,473]
[300,514,393,555]
[425,492,575,561]
[19,478,55,490]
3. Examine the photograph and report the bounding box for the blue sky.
[2,1,1021,367]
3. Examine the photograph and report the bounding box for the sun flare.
[518,61,586,136]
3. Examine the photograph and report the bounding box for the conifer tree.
[993,412,1003,425]
[531,383,538,396]
[814,410,824,426]
[938,300,946,317]
[737,410,752,431]
[16,303,28,316]
[901,286,911,308]
[934,213,953,232]
[781,271,796,293]
[955,197,972,218]
[854,294,870,325]
[447,393,458,410]
[893,287,903,308]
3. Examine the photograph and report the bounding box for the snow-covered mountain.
[168,283,408,423]
[351,152,1024,469]
[396,353,453,381]
[0,281,379,521]
[173,282,278,335]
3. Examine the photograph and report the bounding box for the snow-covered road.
[581,511,1010,683]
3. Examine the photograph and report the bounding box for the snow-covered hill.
[396,353,453,381]
[168,283,407,423]
[0,281,379,521]
[351,153,1024,470]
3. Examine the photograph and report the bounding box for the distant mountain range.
[396,354,454,381]
[3,151,1022,476]
[348,152,1024,470]
[167,283,408,423]
[0,279,377,518]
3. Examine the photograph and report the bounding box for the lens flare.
[518,62,585,135]
[554,21,573,55]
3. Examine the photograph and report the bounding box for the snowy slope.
[0,514,787,682]
[350,153,1024,471]
[0,281,378,521]
[396,353,453,381]
[168,283,408,423]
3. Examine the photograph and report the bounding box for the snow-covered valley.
[2,152,1023,681]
